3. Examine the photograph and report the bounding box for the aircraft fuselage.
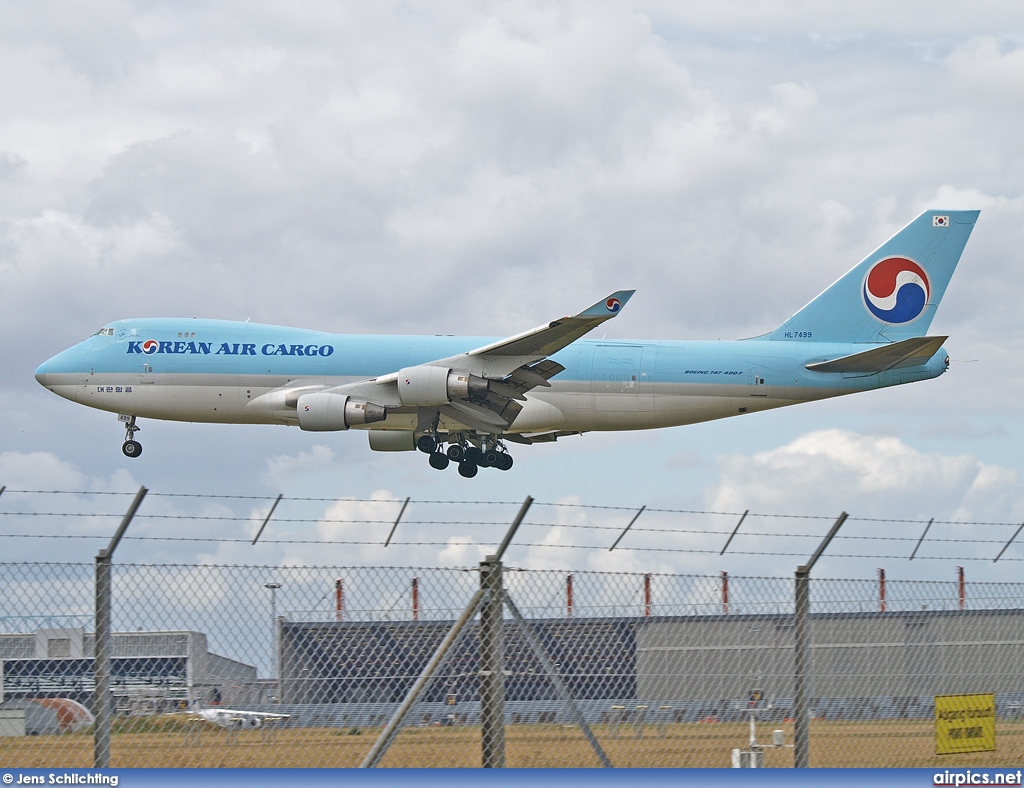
[36,317,948,435]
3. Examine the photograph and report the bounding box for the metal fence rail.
[2,561,1024,767]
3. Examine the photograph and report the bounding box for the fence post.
[793,566,810,768]
[479,555,505,768]
[479,495,531,768]
[792,511,847,770]
[94,549,113,767]
[93,486,147,769]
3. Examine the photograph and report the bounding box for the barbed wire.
[2,488,1022,527]
[0,510,1001,535]
[0,532,1017,564]
[0,531,1016,561]
[1,488,1022,562]
[0,524,1012,545]
[0,508,1021,530]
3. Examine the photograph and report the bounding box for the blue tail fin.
[770,210,979,343]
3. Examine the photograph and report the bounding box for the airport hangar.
[0,628,260,715]
[277,608,1024,724]
[3,609,1024,726]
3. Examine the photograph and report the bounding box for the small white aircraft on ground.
[183,705,291,729]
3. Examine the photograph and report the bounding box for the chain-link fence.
[3,560,1024,768]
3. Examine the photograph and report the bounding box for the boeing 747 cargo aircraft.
[35,210,978,477]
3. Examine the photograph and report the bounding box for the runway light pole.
[265,583,281,704]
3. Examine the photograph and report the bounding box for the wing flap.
[805,336,947,373]
[445,399,509,427]
[504,429,583,445]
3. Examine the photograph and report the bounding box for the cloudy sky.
[2,1,1024,586]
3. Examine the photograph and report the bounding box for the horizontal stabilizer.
[806,336,947,373]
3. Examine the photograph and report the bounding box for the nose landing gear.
[120,415,142,458]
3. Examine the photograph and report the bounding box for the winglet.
[577,290,635,318]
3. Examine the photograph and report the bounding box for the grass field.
[4,720,1024,768]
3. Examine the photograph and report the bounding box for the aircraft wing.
[805,336,947,374]
[184,708,292,728]
[240,710,291,720]
[331,290,635,432]
[182,707,291,719]
[373,289,635,383]
[466,290,636,359]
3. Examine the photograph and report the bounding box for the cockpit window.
[95,328,115,337]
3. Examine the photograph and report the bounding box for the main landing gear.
[419,435,513,477]
[121,415,142,458]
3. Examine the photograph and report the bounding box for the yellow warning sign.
[935,693,996,754]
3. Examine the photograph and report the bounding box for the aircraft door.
[748,365,770,397]
[76,348,93,384]
[592,344,654,412]
[571,344,594,415]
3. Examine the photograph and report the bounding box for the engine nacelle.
[397,366,489,406]
[296,392,386,431]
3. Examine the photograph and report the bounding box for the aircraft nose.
[35,361,48,386]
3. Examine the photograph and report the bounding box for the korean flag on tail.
[933,215,950,227]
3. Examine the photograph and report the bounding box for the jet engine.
[296,392,386,431]
[397,366,489,406]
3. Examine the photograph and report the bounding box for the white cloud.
[2,210,182,279]
[438,536,489,567]
[706,429,1021,523]
[315,489,404,544]
[0,450,86,490]
[947,37,1024,108]
[260,445,336,488]
[921,185,1024,215]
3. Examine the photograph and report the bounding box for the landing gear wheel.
[495,453,513,471]
[416,435,438,454]
[120,415,142,458]
[457,461,478,478]
[122,440,142,458]
[428,452,450,470]
[446,444,464,462]
[482,450,500,468]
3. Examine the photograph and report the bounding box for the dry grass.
[4,720,1024,768]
